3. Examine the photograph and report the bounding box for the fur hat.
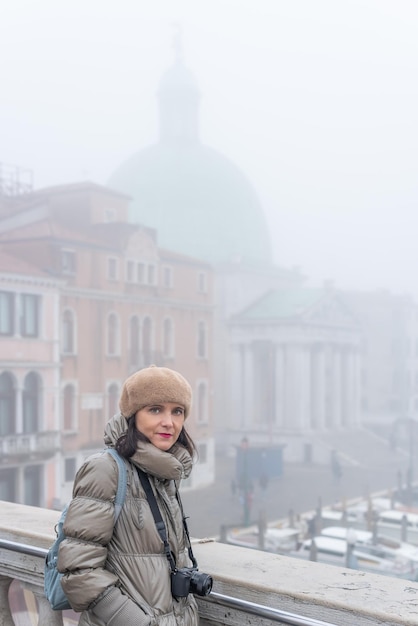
[119,365,192,418]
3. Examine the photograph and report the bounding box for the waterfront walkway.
[181,454,408,539]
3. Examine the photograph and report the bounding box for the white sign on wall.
[81,394,103,410]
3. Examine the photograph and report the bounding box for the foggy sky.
[1,0,418,296]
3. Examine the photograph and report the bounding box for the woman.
[58,365,200,626]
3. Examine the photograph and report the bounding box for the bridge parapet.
[0,500,418,626]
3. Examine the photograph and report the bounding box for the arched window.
[0,372,15,436]
[129,316,140,366]
[63,384,76,431]
[197,381,208,423]
[62,309,75,354]
[107,312,120,356]
[197,321,207,358]
[163,318,174,358]
[108,383,119,418]
[142,317,152,366]
[22,372,40,434]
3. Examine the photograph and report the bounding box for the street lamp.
[239,437,252,526]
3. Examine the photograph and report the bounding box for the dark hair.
[115,416,197,460]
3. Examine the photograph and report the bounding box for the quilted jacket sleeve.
[57,452,149,624]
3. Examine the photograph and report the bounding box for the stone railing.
[1,500,418,626]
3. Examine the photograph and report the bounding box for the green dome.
[108,60,272,267]
[109,143,272,267]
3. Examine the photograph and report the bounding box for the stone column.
[350,349,362,427]
[243,343,255,430]
[15,385,23,434]
[231,344,244,430]
[275,344,285,429]
[300,346,312,431]
[341,348,357,427]
[311,346,326,430]
[32,587,64,626]
[331,348,342,428]
[24,582,64,626]
[284,345,311,432]
[283,345,297,430]
[0,575,14,626]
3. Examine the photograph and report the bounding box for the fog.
[2,0,418,296]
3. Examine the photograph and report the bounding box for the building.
[0,177,215,508]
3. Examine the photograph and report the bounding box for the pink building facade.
[0,182,215,509]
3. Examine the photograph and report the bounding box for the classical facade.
[0,180,215,508]
[227,286,362,461]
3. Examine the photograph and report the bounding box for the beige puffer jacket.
[58,413,199,626]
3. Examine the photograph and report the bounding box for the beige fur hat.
[119,365,192,418]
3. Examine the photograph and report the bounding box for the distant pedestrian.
[231,478,237,498]
[331,449,342,480]
[259,473,269,490]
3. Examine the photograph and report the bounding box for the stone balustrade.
[1,500,418,626]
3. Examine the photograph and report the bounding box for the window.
[163,266,173,288]
[107,383,119,418]
[197,381,208,423]
[61,249,76,275]
[107,312,120,356]
[22,372,40,434]
[0,372,15,436]
[197,321,207,358]
[163,318,174,358]
[0,291,14,335]
[137,263,145,284]
[65,458,77,482]
[62,309,75,354]
[0,468,16,502]
[129,316,140,366]
[126,260,135,283]
[198,272,207,293]
[147,264,156,285]
[63,384,76,431]
[20,294,39,337]
[104,208,117,223]
[107,257,119,281]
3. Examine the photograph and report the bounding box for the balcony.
[0,500,417,626]
[0,431,60,460]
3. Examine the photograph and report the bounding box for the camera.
[171,567,213,598]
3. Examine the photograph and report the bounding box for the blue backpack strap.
[105,447,128,522]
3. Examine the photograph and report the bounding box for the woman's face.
[134,402,185,451]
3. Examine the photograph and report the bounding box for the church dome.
[108,59,272,267]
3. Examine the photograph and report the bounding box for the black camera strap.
[136,467,197,572]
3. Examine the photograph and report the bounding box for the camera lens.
[190,571,213,596]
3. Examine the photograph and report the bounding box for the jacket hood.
[103,412,193,481]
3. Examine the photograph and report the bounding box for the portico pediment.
[232,287,359,331]
[302,293,358,329]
